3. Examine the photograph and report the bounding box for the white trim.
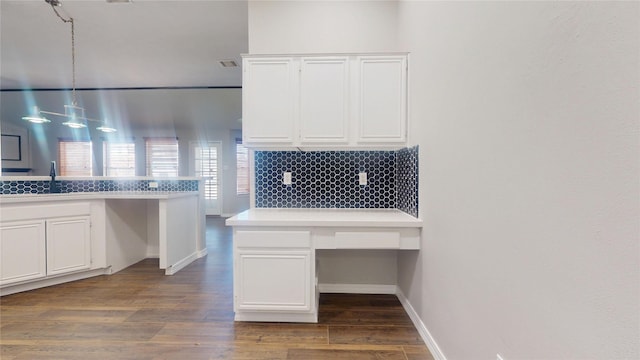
[234,311,317,323]
[164,251,199,275]
[0,268,107,296]
[318,283,397,294]
[197,248,208,258]
[396,288,447,360]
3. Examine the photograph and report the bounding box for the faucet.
[49,161,61,193]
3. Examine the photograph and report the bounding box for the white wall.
[0,88,249,216]
[397,1,639,359]
[248,0,399,54]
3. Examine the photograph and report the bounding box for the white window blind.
[59,140,93,176]
[103,141,135,177]
[145,138,179,177]
[194,145,218,200]
[236,139,249,195]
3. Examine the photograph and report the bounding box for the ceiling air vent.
[219,60,238,68]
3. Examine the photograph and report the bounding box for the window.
[103,141,135,177]
[145,138,179,177]
[194,144,219,200]
[58,140,93,176]
[236,138,249,195]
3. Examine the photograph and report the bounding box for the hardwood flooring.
[0,217,434,360]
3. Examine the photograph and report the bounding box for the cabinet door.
[0,220,46,286]
[356,56,407,143]
[235,249,312,312]
[243,57,297,145]
[46,216,91,276]
[299,57,349,144]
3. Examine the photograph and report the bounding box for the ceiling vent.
[219,60,238,68]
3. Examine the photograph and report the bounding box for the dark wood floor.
[0,217,433,360]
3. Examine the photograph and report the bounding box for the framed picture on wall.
[1,134,22,161]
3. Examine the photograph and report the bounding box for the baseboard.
[0,268,108,296]
[164,252,199,275]
[318,283,397,294]
[197,248,208,258]
[396,288,447,360]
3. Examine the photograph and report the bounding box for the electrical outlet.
[283,172,292,185]
[358,172,367,186]
[148,181,159,189]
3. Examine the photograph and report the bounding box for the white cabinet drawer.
[0,202,91,222]
[334,231,401,249]
[235,230,311,248]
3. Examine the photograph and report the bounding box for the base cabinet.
[233,230,317,323]
[0,209,92,289]
[0,220,47,286]
[46,216,91,276]
[236,250,312,311]
[229,221,421,323]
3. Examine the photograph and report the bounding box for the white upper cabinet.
[242,53,408,149]
[242,57,297,144]
[299,57,350,144]
[355,55,407,144]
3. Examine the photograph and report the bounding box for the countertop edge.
[0,191,200,204]
[225,209,423,228]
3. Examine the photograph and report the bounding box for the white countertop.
[0,191,199,204]
[0,176,201,181]
[226,208,422,228]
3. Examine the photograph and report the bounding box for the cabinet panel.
[235,230,311,248]
[356,56,407,143]
[334,231,401,249]
[236,249,312,312]
[0,220,46,286]
[46,216,91,276]
[243,58,297,144]
[300,57,349,144]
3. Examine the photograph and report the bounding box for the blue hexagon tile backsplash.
[2,146,419,217]
[1,179,199,195]
[255,146,418,217]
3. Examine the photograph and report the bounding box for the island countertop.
[0,191,199,204]
[226,208,422,228]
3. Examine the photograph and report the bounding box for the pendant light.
[22,0,116,133]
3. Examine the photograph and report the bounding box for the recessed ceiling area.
[0,0,248,90]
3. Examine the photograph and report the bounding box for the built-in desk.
[0,192,205,296]
[226,208,422,323]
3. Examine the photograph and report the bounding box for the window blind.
[236,139,249,195]
[194,145,218,200]
[103,141,135,177]
[59,140,93,176]
[145,138,179,177]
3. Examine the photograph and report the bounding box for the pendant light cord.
[49,4,76,106]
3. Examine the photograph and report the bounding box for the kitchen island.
[0,190,205,296]
[226,208,422,323]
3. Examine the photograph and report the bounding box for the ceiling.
[0,0,248,90]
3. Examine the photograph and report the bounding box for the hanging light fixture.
[22,0,116,133]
